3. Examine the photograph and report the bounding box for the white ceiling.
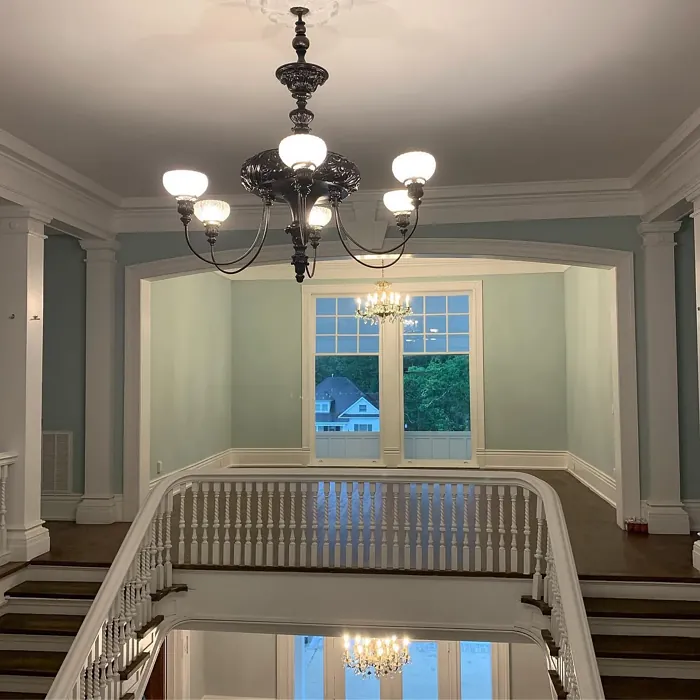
[1,0,699,198]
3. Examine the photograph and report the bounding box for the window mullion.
[378,315,402,467]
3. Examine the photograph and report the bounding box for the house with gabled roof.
[315,376,379,433]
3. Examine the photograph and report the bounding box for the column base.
[7,521,50,561]
[694,541,700,572]
[646,502,690,534]
[76,495,123,524]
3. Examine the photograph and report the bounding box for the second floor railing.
[47,468,603,700]
[0,452,15,565]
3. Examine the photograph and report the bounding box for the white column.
[638,222,689,534]
[76,239,121,523]
[689,197,700,431]
[0,207,51,559]
[381,322,402,467]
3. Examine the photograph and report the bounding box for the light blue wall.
[564,266,616,475]
[150,272,232,478]
[42,234,86,493]
[43,215,700,500]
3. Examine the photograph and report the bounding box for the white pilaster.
[639,222,689,534]
[380,319,402,467]
[0,207,51,559]
[76,239,121,523]
[688,196,700,431]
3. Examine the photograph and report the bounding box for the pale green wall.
[482,274,567,450]
[564,267,616,475]
[149,272,233,478]
[42,234,86,493]
[230,281,302,448]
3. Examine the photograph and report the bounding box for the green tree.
[403,355,470,431]
[315,356,379,395]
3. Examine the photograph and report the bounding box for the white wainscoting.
[404,431,472,461]
[314,433,380,460]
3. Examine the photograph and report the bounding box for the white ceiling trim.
[213,257,569,281]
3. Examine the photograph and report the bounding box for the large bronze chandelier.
[162,6,436,283]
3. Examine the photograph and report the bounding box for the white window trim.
[276,636,509,700]
[302,282,485,468]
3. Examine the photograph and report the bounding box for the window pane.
[316,317,336,335]
[404,335,424,353]
[410,296,424,314]
[425,315,446,334]
[345,667,380,700]
[294,636,324,700]
[426,334,447,352]
[425,295,446,313]
[359,321,379,335]
[402,641,438,700]
[338,317,358,335]
[315,356,380,460]
[449,334,470,352]
[405,316,423,334]
[359,336,379,354]
[316,298,336,316]
[404,355,471,463]
[448,295,470,313]
[338,298,357,316]
[338,336,358,353]
[316,336,335,354]
[460,642,492,700]
[448,315,470,333]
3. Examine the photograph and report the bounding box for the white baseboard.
[228,448,310,467]
[7,521,51,561]
[475,449,569,469]
[41,493,82,521]
[683,500,700,531]
[567,454,616,507]
[76,495,123,524]
[641,501,690,535]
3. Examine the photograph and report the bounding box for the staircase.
[0,565,106,699]
[526,583,700,698]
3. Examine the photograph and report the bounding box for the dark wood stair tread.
[6,580,101,600]
[585,596,700,619]
[602,675,700,699]
[0,649,66,676]
[0,693,46,700]
[593,634,700,660]
[0,613,84,636]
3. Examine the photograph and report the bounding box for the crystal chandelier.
[162,6,436,283]
[343,635,411,678]
[356,279,412,325]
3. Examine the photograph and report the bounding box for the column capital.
[638,221,682,247]
[80,237,120,262]
[0,206,52,238]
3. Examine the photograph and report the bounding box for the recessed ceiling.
[1,0,699,197]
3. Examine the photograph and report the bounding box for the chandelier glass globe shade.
[162,170,209,199]
[383,189,415,215]
[194,199,231,225]
[279,133,328,170]
[391,151,437,185]
[308,205,332,228]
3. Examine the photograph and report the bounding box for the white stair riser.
[25,565,106,582]
[4,598,93,615]
[589,617,700,638]
[0,674,54,693]
[581,580,700,601]
[597,657,700,679]
[0,634,74,652]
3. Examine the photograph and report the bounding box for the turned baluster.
[523,489,531,576]
[369,482,377,567]
[380,483,388,569]
[403,483,411,569]
[427,483,435,570]
[416,484,423,570]
[178,484,186,564]
[438,483,446,570]
[278,482,286,566]
[334,481,342,567]
[322,482,330,567]
[357,482,365,567]
[311,482,319,567]
[462,484,471,572]
[255,482,263,565]
[212,482,221,566]
[190,482,200,565]
[532,497,545,600]
[289,482,297,566]
[200,482,210,565]
[450,484,458,571]
[163,490,174,587]
[156,499,165,589]
[233,482,243,565]
[223,483,232,566]
[474,485,482,572]
[497,486,506,572]
[485,486,494,572]
[266,482,275,566]
[300,482,308,567]
[510,486,518,573]
[244,481,253,565]
[392,483,399,569]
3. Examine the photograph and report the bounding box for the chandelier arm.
[305,244,318,278]
[336,220,408,270]
[332,204,421,255]
[209,205,271,275]
[184,202,271,268]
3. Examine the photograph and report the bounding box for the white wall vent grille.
[42,431,73,493]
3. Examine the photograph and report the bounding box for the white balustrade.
[47,468,602,700]
[0,453,14,564]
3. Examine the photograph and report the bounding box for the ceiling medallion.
[343,635,411,678]
[162,6,435,283]
[356,278,411,325]
[247,0,353,26]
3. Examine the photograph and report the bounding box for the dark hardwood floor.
[20,471,699,581]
